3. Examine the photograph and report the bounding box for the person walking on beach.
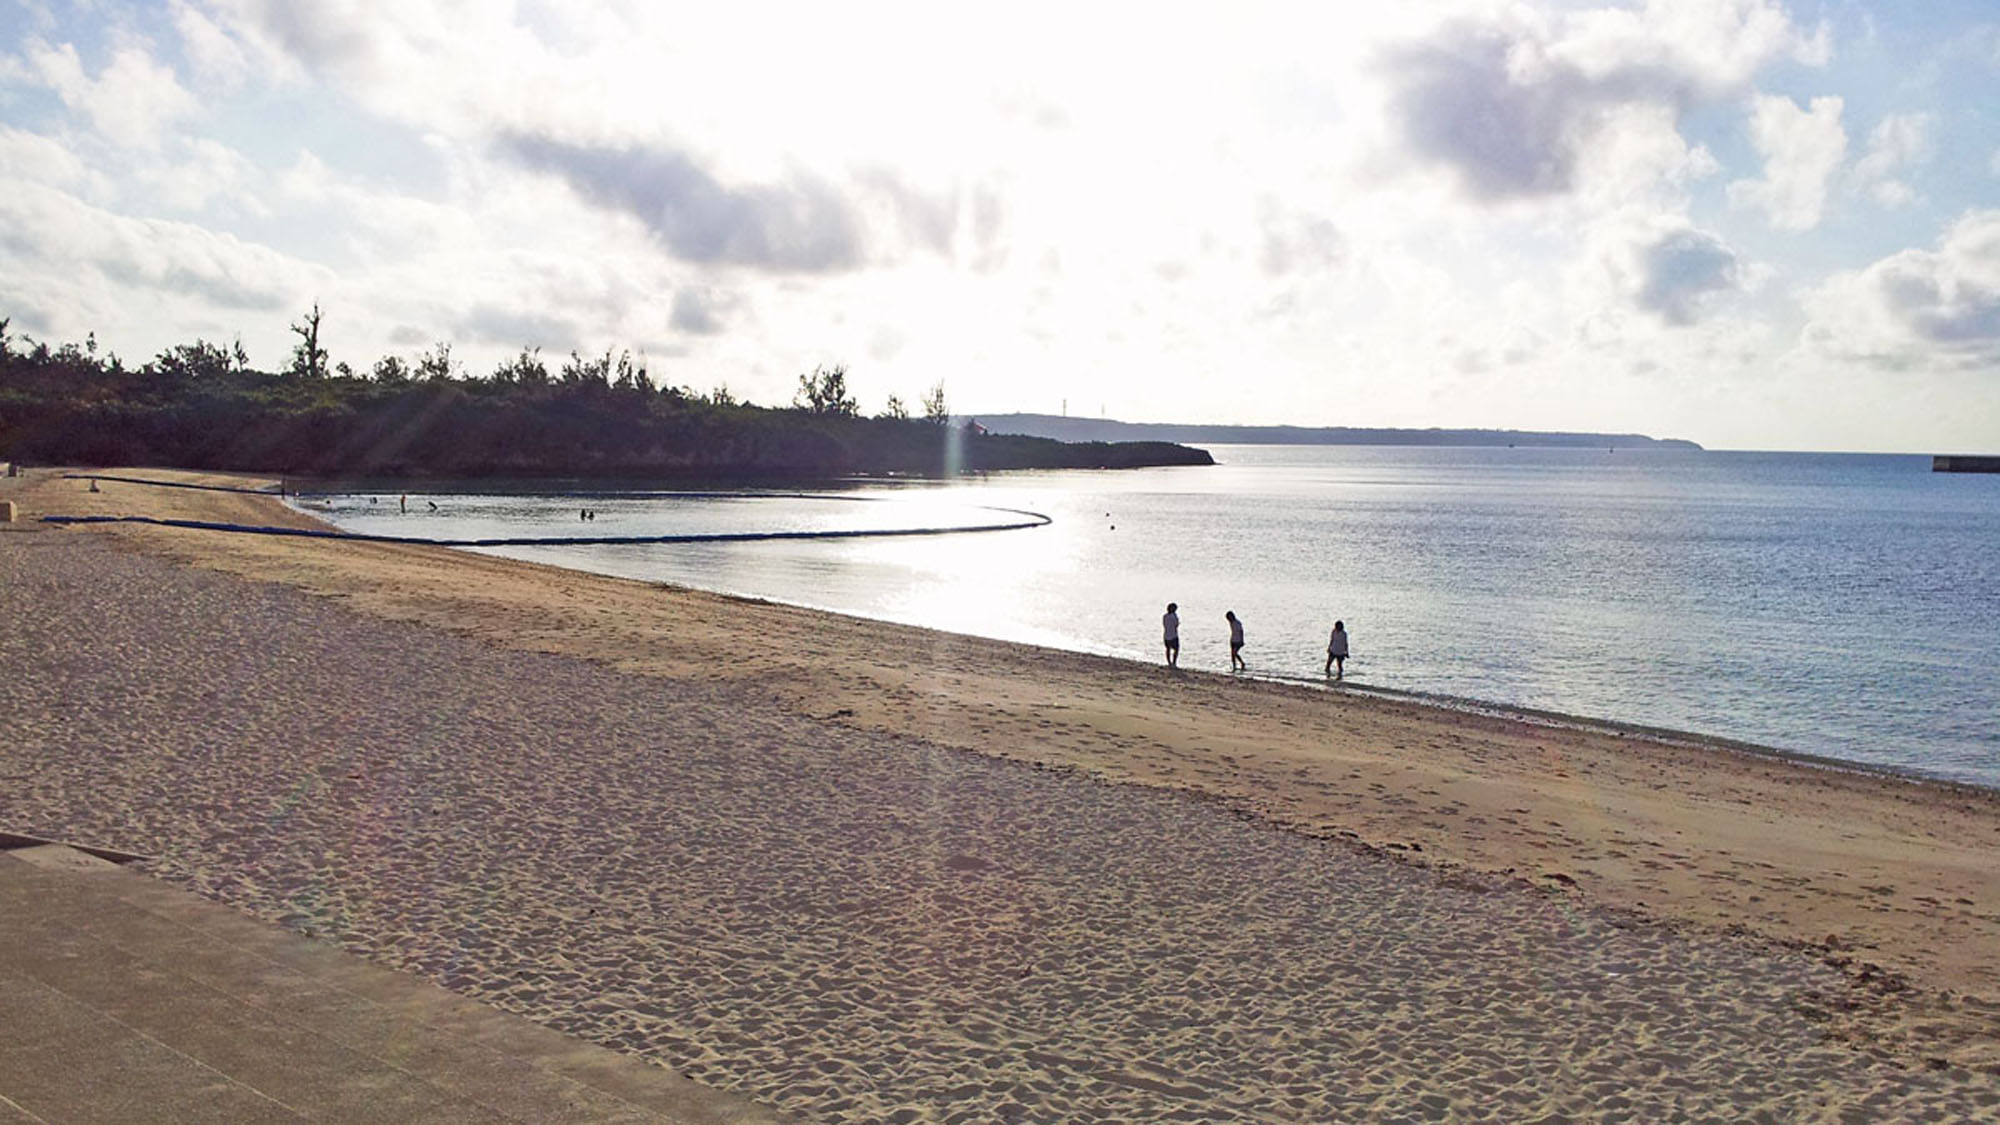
[1226,610,1246,672]
[1325,620,1349,679]
[1162,603,1181,668]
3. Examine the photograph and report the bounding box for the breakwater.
[1933,455,2000,473]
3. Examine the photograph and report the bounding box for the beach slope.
[4,468,1998,1117]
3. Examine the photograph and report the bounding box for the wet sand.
[4,469,1999,1119]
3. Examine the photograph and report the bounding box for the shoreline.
[278,472,1994,794]
[50,470,1995,793]
[1326,677,2000,798]
[508,541,1998,797]
[102,470,1993,796]
[9,466,2000,1078]
[507,563,2000,799]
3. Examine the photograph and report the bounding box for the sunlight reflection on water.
[310,447,2000,787]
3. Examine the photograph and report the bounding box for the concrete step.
[0,846,784,1123]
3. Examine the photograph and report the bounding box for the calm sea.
[305,446,2000,788]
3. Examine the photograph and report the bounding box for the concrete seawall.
[1932,455,2000,473]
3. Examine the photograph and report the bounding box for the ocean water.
[305,446,2000,788]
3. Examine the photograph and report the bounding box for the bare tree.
[287,302,327,379]
[372,355,413,385]
[561,349,612,388]
[795,364,858,416]
[880,393,909,420]
[491,347,549,387]
[612,350,652,393]
[921,380,949,425]
[416,341,455,381]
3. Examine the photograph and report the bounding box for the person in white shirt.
[1325,620,1349,679]
[1226,610,1245,671]
[1162,603,1180,667]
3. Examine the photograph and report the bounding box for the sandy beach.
[4,468,1999,1120]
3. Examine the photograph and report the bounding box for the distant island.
[0,317,1210,478]
[979,414,1703,450]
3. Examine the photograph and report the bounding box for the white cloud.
[1377,0,1822,204]
[274,150,476,258]
[1727,93,1846,230]
[1799,209,2000,368]
[1850,112,1930,207]
[10,40,197,149]
[204,0,415,85]
[198,1,715,144]
[0,126,96,190]
[501,135,955,274]
[670,287,739,337]
[0,181,323,312]
[139,137,267,214]
[1257,201,1346,277]
[1575,211,1748,328]
[1555,0,1831,89]
[453,301,583,353]
[1634,227,1744,324]
[171,0,257,86]
[1379,13,1586,201]
[1574,102,1722,206]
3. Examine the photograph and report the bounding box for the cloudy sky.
[2,1,1997,451]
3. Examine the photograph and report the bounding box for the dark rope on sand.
[40,510,1052,547]
[61,472,279,495]
[47,471,1052,544]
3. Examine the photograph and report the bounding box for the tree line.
[0,312,1211,478]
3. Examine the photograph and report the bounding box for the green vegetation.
[0,315,1211,477]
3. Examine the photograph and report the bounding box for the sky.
[1,1,1996,452]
